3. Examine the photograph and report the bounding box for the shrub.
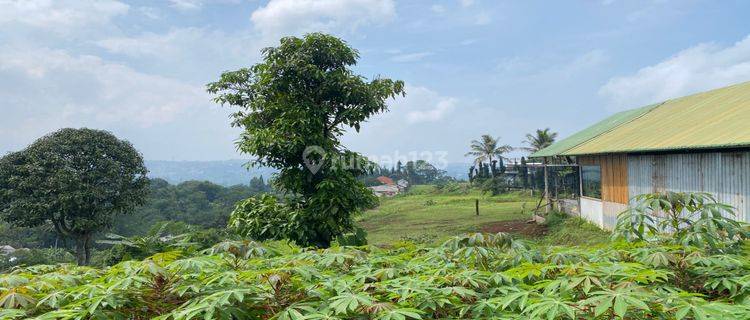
[614,191,750,252]
[228,194,297,242]
[0,248,74,272]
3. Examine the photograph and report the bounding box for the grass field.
[358,184,540,245]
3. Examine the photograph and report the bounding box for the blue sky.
[2,0,750,164]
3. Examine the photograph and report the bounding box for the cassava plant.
[613,191,749,252]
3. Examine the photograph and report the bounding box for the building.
[376,176,395,186]
[532,81,750,230]
[369,184,400,197]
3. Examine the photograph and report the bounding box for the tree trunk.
[74,233,92,266]
[84,234,92,266]
[75,237,86,266]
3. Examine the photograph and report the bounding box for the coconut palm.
[523,128,558,153]
[465,135,513,165]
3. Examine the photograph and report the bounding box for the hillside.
[145,161,471,186]
[145,160,276,186]
[359,185,537,245]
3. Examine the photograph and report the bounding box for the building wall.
[579,154,629,204]
[580,197,604,228]
[628,151,750,222]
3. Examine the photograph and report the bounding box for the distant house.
[369,184,400,197]
[396,179,409,191]
[376,176,395,185]
[532,81,750,230]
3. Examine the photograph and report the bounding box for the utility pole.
[544,159,551,213]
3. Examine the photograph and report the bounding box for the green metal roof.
[530,103,658,158]
[533,80,750,157]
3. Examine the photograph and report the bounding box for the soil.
[480,219,548,238]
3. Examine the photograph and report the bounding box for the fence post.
[475,199,479,216]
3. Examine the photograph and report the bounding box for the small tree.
[465,135,513,166]
[614,192,749,252]
[0,128,149,265]
[209,33,404,247]
[523,128,558,153]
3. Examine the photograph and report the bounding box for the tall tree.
[0,128,148,265]
[523,128,558,153]
[465,135,513,166]
[208,33,404,247]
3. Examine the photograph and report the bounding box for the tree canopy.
[0,128,149,265]
[465,135,513,165]
[523,128,558,152]
[208,33,405,247]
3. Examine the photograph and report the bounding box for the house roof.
[376,176,395,185]
[531,80,750,157]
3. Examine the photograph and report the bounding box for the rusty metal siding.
[628,152,750,222]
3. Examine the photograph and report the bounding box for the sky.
[2,0,750,165]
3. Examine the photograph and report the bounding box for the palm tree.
[465,135,513,165]
[523,128,558,153]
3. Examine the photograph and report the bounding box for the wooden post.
[475,199,479,216]
[543,160,551,213]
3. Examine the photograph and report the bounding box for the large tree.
[208,33,404,247]
[465,135,513,166]
[0,128,149,265]
[523,128,558,153]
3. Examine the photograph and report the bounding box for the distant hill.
[444,163,471,181]
[145,160,275,186]
[145,160,471,185]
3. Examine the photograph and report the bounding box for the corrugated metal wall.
[628,151,750,222]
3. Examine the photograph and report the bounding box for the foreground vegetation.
[2,229,750,319]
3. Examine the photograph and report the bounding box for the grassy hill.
[359,185,538,245]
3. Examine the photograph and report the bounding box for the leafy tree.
[523,128,558,153]
[112,178,266,236]
[465,135,513,166]
[208,33,405,247]
[0,128,148,265]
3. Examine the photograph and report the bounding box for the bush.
[0,248,75,272]
[334,226,368,246]
[228,194,297,242]
[614,192,750,252]
[5,228,750,319]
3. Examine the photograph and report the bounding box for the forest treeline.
[0,177,271,249]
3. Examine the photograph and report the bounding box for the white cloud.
[391,52,433,63]
[400,86,458,124]
[168,0,203,10]
[250,0,395,38]
[96,27,263,79]
[166,0,241,11]
[497,49,608,79]
[138,6,161,19]
[98,28,224,57]
[0,47,206,132]
[600,36,750,109]
[0,0,128,31]
[459,0,475,7]
[431,4,446,14]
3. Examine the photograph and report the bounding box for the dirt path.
[480,220,547,238]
